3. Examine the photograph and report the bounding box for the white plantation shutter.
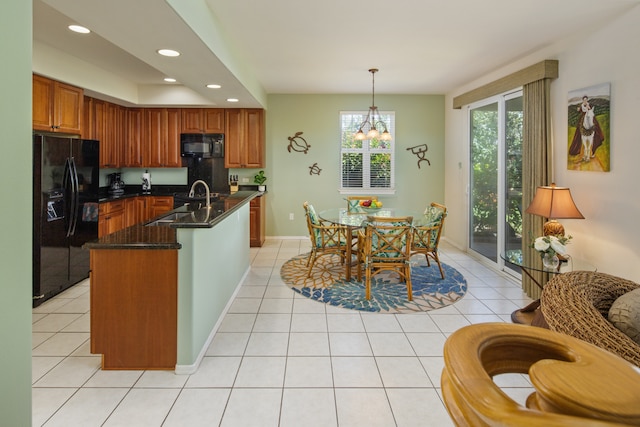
[340,111,395,193]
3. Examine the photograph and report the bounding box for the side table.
[500,249,596,326]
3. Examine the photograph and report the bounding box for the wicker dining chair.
[302,201,349,279]
[411,202,447,278]
[357,216,414,300]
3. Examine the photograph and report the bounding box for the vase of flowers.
[531,235,572,270]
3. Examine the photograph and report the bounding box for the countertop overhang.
[85,191,261,250]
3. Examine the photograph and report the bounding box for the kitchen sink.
[145,211,191,226]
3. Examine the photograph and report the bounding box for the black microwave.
[180,133,224,158]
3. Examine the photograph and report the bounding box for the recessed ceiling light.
[164,78,177,83]
[157,49,180,57]
[227,98,239,103]
[206,84,221,89]
[68,25,90,34]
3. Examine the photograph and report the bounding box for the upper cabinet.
[144,108,181,168]
[33,74,83,135]
[181,108,225,133]
[225,109,265,168]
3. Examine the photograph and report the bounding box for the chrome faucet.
[188,180,211,209]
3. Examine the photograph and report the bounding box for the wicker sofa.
[540,271,640,367]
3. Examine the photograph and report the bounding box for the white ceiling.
[34,0,639,108]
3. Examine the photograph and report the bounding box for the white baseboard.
[174,265,251,375]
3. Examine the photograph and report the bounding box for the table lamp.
[525,183,584,236]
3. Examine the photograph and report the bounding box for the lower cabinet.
[98,200,125,238]
[148,196,173,219]
[100,196,174,237]
[250,195,265,247]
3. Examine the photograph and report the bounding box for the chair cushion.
[424,205,444,223]
[608,288,640,345]
[306,203,319,225]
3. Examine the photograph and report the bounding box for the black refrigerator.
[33,134,100,307]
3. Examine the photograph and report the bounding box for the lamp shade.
[525,184,584,219]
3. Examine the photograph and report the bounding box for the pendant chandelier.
[354,68,392,141]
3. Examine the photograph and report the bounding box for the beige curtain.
[521,78,553,299]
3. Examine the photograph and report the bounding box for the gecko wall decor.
[406,144,431,169]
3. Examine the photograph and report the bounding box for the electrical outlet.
[242,177,249,183]
[289,213,294,220]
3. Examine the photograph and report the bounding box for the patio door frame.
[466,88,523,275]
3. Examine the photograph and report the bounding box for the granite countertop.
[86,191,260,250]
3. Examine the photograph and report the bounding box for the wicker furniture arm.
[540,271,640,367]
[442,323,640,426]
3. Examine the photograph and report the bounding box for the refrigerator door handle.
[69,157,80,236]
[62,158,72,236]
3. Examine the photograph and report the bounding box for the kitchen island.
[85,191,259,373]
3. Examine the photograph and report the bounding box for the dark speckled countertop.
[85,191,261,250]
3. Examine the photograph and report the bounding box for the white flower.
[534,237,550,252]
[549,237,567,255]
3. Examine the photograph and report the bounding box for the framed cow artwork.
[567,83,610,172]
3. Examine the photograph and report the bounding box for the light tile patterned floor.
[31,238,534,426]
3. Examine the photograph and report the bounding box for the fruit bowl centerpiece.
[359,199,383,213]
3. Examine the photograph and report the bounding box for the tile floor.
[32,238,535,427]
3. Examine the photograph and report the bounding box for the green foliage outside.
[470,103,523,245]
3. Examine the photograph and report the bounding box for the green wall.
[263,94,445,237]
[0,1,33,425]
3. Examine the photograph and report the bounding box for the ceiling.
[34,0,639,108]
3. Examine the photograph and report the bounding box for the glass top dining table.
[317,207,426,281]
[318,208,430,227]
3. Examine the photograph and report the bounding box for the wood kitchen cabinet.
[249,195,266,247]
[144,108,181,167]
[90,248,177,369]
[33,74,83,135]
[124,196,147,226]
[98,200,126,237]
[124,108,144,167]
[85,97,121,168]
[181,108,225,133]
[225,194,265,247]
[225,109,265,168]
[148,196,174,219]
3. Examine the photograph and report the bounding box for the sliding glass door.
[469,91,522,271]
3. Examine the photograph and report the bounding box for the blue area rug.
[280,253,467,313]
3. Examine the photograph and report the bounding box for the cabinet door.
[144,109,181,168]
[125,197,147,226]
[203,109,225,133]
[244,109,265,168]
[224,109,243,168]
[165,108,181,167]
[181,109,202,133]
[148,196,173,218]
[54,82,83,134]
[83,96,95,139]
[181,108,224,133]
[249,195,265,247]
[224,109,265,168]
[32,75,53,131]
[144,109,164,167]
[126,109,143,167]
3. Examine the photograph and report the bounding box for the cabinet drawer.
[100,200,125,214]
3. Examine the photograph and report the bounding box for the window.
[340,111,395,193]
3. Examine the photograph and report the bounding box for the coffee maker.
[107,172,125,195]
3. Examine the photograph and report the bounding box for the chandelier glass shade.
[354,69,392,141]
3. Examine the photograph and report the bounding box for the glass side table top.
[501,249,596,274]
